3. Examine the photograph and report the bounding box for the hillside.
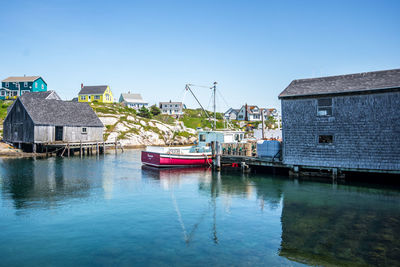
[0,100,237,147]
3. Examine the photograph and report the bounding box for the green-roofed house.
[1,76,47,100]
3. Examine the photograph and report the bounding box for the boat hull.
[141,151,212,167]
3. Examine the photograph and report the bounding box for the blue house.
[1,76,47,100]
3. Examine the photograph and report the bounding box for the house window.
[317,98,332,116]
[175,104,178,107]
[319,135,333,144]
[12,91,17,96]
[82,127,87,134]
[5,82,9,87]
[94,95,100,100]
[80,95,86,100]
[199,134,206,142]
[35,82,38,88]
[24,82,28,87]
[21,90,29,95]
[0,91,4,96]
[238,115,243,119]
[41,84,44,89]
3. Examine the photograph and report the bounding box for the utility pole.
[213,82,217,130]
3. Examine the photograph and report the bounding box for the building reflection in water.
[143,166,400,266]
[0,157,93,211]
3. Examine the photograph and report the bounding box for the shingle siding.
[282,91,400,171]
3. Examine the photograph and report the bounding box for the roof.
[120,93,147,103]
[18,94,103,127]
[2,76,43,83]
[160,101,183,105]
[21,91,61,100]
[242,105,260,114]
[279,68,400,98]
[79,85,108,95]
[225,108,239,114]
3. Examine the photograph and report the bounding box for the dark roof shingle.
[279,69,400,98]
[79,85,108,95]
[19,94,103,127]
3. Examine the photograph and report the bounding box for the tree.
[137,106,152,118]
[150,105,161,116]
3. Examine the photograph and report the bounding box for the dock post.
[46,146,48,157]
[211,141,216,169]
[32,143,36,154]
[67,143,70,157]
[215,141,221,171]
[115,139,117,154]
[80,141,82,157]
[96,142,99,155]
[103,141,105,154]
[332,168,338,181]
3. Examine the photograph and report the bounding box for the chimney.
[81,83,84,89]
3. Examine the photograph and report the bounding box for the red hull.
[141,151,212,167]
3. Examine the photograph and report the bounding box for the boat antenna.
[212,82,217,130]
[185,84,211,119]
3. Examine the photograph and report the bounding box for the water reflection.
[0,158,93,210]
[0,152,399,266]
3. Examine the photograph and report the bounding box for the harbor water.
[0,150,399,266]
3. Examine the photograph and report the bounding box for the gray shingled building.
[279,68,400,173]
[3,92,104,150]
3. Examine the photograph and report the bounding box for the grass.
[0,100,13,120]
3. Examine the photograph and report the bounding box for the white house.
[237,105,262,121]
[159,100,184,115]
[224,108,240,120]
[119,93,148,110]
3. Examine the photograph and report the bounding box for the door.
[55,126,63,141]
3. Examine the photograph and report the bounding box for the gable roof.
[279,68,400,99]
[21,91,61,100]
[79,85,108,95]
[2,76,44,83]
[120,93,147,103]
[18,94,103,127]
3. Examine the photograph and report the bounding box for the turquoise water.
[0,150,399,266]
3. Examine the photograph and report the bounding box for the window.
[12,91,17,96]
[35,82,38,88]
[5,82,9,88]
[0,91,4,96]
[41,84,44,89]
[80,95,86,100]
[175,104,178,107]
[199,134,206,142]
[238,115,243,119]
[21,90,29,95]
[82,127,87,134]
[24,82,28,87]
[317,98,332,116]
[94,95,101,100]
[319,135,333,144]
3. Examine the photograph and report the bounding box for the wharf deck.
[221,155,285,168]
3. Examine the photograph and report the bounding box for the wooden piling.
[103,141,105,154]
[67,143,70,157]
[80,141,82,158]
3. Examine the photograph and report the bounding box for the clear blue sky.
[0,0,399,112]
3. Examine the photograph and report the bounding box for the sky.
[0,0,399,112]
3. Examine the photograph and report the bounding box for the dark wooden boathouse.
[279,68,400,174]
[3,92,104,152]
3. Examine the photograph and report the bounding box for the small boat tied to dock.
[141,82,245,168]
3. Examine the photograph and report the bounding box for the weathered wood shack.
[3,92,104,149]
[279,68,400,173]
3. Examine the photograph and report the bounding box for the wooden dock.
[40,140,123,157]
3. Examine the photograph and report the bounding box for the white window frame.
[24,82,28,87]
[41,84,44,89]
[317,98,333,116]
[5,82,9,88]
[80,95,86,100]
[82,127,87,134]
[35,82,38,88]
[0,90,5,96]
